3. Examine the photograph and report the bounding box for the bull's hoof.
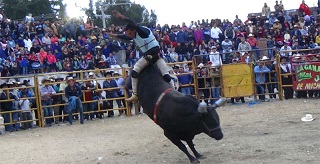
[196,154,206,159]
[191,159,200,163]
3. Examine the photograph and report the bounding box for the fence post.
[34,75,44,127]
[192,58,199,99]
[276,54,284,100]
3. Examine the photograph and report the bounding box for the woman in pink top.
[46,50,57,72]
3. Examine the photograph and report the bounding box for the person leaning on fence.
[108,10,171,103]
[64,77,84,125]
[0,82,20,132]
[19,92,33,130]
[40,77,56,127]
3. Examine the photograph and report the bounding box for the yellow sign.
[221,64,255,98]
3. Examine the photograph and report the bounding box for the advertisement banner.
[293,63,320,91]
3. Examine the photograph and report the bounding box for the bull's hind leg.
[186,140,205,159]
[164,131,199,163]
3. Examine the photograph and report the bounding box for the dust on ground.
[1,99,320,164]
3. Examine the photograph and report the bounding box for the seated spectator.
[63,57,73,72]
[106,52,121,74]
[24,35,33,52]
[46,50,57,72]
[64,77,84,125]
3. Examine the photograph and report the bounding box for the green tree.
[1,0,66,20]
[84,0,157,28]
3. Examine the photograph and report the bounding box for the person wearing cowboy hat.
[0,81,20,132]
[254,59,270,102]
[280,41,292,58]
[65,77,84,125]
[103,71,123,117]
[108,10,172,102]
[81,72,101,120]
[113,72,126,116]
[40,76,56,127]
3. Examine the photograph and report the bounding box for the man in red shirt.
[247,33,260,59]
[299,0,311,16]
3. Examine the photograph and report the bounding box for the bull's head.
[198,98,226,140]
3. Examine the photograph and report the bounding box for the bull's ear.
[198,101,207,113]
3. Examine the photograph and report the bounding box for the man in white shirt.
[210,24,222,41]
[209,46,222,67]
[19,92,33,129]
[280,42,292,57]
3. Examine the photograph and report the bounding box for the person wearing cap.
[103,71,124,117]
[108,10,171,102]
[254,58,270,102]
[40,77,56,126]
[0,82,20,132]
[280,42,292,58]
[209,46,223,67]
[64,77,84,125]
[81,72,101,120]
[268,13,276,25]
[221,37,233,63]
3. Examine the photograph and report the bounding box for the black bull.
[125,65,225,163]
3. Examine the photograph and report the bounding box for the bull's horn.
[198,100,207,113]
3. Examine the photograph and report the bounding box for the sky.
[65,0,319,26]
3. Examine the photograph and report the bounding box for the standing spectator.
[299,0,311,16]
[247,33,260,59]
[262,3,272,18]
[224,25,235,40]
[0,82,20,132]
[210,23,222,41]
[254,58,270,102]
[64,77,84,125]
[103,71,123,117]
[177,67,192,95]
[106,52,121,74]
[193,26,203,45]
[221,37,233,63]
[238,36,252,53]
[40,77,56,127]
[19,92,33,130]
[114,72,126,116]
[209,46,222,67]
[82,72,100,120]
[280,56,293,99]
[20,56,29,75]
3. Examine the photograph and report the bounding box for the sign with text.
[293,63,320,91]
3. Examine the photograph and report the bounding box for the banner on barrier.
[293,63,320,91]
[221,64,255,97]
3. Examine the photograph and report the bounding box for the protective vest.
[133,28,159,53]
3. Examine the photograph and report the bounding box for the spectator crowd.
[1,0,320,133]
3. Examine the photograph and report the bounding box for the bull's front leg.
[164,131,199,163]
[186,139,205,159]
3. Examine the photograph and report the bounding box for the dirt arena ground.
[1,99,320,164]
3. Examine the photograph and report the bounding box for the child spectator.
[19,92,33,130]
[20,56,29,75]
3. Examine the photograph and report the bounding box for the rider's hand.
[112,10,125,19]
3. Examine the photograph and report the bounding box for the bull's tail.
[198,100,208,113]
